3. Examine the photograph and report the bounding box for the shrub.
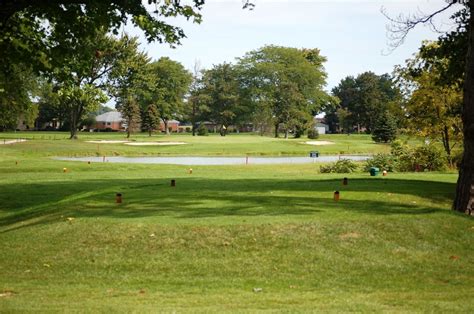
[197,124,208,136]
[364,153,396,172]
[411,145,447,171]
[307,128,319,140]
[390,142,447,172]
[320,159,359,173]
[390,139,407,158]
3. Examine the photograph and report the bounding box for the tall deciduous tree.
[455,1,474,213]
[0,64,38,131]
[395,42,463,165]
[385,1,473,213]
[148,58,192,135]
[197,63,243,136]
[186,61,210,136]
[238,46,329,138]
[47,27,146,139]
[57,84,108,136]
[0,0,244,135]
[330,72,403,133]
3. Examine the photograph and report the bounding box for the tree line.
[2,38,333,139]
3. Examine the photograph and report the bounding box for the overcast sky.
[128,0,460,91]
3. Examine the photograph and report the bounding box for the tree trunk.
[69,111,77,139]
[192,103,197,136]
[164,119,170,135]
[219,125,227,136]
[453,1,474,214]
[126,117,131,139]
[69,105,81,140]
[284,129,289,139]
[441,125,452,166]
[69,124,77,139]
[274,123,279,138]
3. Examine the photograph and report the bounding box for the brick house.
[95,111,125,131]
[159,119,180,133]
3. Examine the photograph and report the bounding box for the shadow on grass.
[0,177,457,233]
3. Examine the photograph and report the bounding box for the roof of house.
[96,111,123,123]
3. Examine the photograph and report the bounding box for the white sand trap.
[124,141,187,146]
[304,140,335,146]
[86,140,130,144]
[0,139,27,145]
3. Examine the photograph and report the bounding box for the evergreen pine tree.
[119,96,141,138]
[372,111,397,143]
[142,104,160,136]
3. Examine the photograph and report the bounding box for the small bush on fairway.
[197,124,208,136]
[307,128,319,139]
[390,140,447,172]
[320,158,359,173]
[364,153,396,172]
[404,145,447,171]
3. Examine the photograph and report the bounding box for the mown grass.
[0,132,390,157]
[0,134,473,312]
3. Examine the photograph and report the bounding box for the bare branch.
[382,1,459,53]
[242,0,255,10]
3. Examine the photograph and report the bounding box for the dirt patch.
[304,141,335,146]
[86,140,129,144]
[0,139,27,145]
[0,290,17,297]
[124,142,187,146]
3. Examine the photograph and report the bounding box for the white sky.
[128,0,461,91]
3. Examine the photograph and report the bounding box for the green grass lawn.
[0,131,390,157]
[0,134,473,312]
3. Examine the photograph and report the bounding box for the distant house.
[314,117,329,134]
[315,122,329,134]
[95,111,125,131]
[159,120,180,133]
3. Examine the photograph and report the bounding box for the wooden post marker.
[189,168,193,174]
[343,177,348,185]
[334,191,340,201]
[63,168,68,173]
[116,193,122,203]
[171,179,176,187]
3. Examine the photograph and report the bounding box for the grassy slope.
[0,134,473,312]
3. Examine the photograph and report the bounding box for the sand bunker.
[124,142,187,146]
[304,140,335,146]
[0,139,27,145]
[86,140,130,144]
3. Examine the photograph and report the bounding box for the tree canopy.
[395,41,463,164]
[148,57,192,134]
[328,72,403,134]
[238,45,330,138]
